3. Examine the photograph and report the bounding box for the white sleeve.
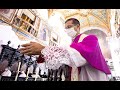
[63,45,88,67]
[41,45,87,70]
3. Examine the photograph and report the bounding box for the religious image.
[0,9,10,14]
[34,17,41,30]
[12,16,21,27]
[39,21,48,41]
[0,9,17,23]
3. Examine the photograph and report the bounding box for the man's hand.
[19,41,45,56]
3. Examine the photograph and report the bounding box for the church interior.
[0,9,120,81]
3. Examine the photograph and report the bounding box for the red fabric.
[37,55,45,63]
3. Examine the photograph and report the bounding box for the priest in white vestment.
[19,18,111,81]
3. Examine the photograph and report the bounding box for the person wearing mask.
[20,18,111,81]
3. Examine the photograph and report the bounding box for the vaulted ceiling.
[48,9,111,34]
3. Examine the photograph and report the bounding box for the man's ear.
[76,24,80,31]
[77,24,80,28]
[75,24,80,29]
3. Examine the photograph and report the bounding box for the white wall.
[36,9,48,21]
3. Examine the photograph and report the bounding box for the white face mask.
[65,27,77,38]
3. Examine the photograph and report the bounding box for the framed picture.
[38,21,48,41]
[0,9,17,23]
[12,16,21,27]
[34,16,40,30]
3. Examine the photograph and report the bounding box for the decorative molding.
[49,9,111,35]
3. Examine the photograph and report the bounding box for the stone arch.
[80,26,111,37]
[81,28,112,59]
